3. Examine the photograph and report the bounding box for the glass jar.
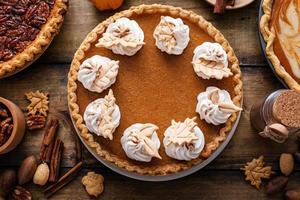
[250,89,299,133]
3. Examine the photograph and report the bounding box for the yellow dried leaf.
[240,156,274,189]
[25,90,49,117]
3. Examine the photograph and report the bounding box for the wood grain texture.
[0,0,298,199]
[4,168,300,200]
[0,64,296,170]
[38,0,265,66]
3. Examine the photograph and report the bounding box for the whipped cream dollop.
[84,89,121,140]
[77,55,119,93]
[192,42,232,80]
[153,16,190,55]
[163,117,205,161]
[196,86,242,126]
[121,123,162,162]
[96,17,145,56]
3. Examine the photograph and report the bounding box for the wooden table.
[0,0,299,199]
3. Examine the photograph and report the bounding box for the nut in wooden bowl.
[0,97,25,154]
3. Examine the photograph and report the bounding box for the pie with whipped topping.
[260,0,300,90]
[0,0,68,78]
[68,4,242,175]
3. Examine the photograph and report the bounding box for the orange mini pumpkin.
[90,0,124,11]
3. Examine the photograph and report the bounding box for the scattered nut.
[280,153,294,176]
[266,176,289,195]
[294,152,300,163]
[0,104,14,146]
[18,155,38,185]
[82,172,104,197]
[33,163,49,186]
[259,123,289,143]
[0,169,16,197]
[26,115,46,130]
[11,186,32,200]
[285,188,300,200]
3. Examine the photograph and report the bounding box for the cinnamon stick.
[49,139,64,182]
[40,118,59,162]
[57,110,82,162]
[44,161,83,198]
[44,140,54,163]
[214,0,227,14]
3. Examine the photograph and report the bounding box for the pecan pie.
[68,4,243,175]
[260,0,300,91]
[0,0,68,78]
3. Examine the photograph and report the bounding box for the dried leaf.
[240,156,274,189]
[25,90,49,117]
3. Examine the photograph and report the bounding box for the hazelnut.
[33,163,49,186]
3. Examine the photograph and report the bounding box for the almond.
[0,169,16,197]
[33,163,49,186]
[280,153,294,176]
[18,155,38,185]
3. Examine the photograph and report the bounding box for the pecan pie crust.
[260,0,300,91]
[0,0,68,78]
[68,4,243,175]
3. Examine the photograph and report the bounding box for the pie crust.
[260,0,300,91]
[0,0,69,78]
[68,4,243,175]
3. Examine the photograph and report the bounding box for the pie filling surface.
[0,0,55,61]
[74,12,238,170]
[270,0,300,83]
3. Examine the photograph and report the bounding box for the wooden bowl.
[0,97,26,154]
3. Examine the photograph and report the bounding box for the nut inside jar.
[0,103,14,146]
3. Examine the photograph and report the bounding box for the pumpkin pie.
[68,4,243,175]
[260,0,300,91]
[0,0,68,78]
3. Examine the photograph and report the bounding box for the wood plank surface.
[4,168,300,200]
[1,64,297,171]
[39,0,266,66]
[1,0,299,199]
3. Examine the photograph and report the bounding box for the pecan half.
[0,108,8,118]
[0,105,13,146]
[11,186,32,200]
[26,115,46,130]
[0,0,55,61]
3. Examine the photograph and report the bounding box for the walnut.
[25,90,49,117]
[82,172,104,197]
